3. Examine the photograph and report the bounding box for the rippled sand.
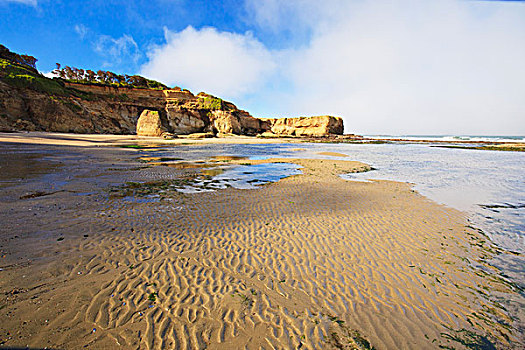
[0,143,521,349]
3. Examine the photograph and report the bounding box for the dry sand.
[316,152,349,157]
[0,137,522,349]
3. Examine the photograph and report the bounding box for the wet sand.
[0,131,298,147]
[0,138,522,349]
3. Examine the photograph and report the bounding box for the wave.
[365,135,525,142]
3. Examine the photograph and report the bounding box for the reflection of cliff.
[0,57,343,137]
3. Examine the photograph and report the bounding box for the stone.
[161,132,177,139]
[136,109,166,136]
[262,116,343,137]
[0,59,349,137]
[235,110,261,135]
[179,132,215,139]
[259,131,278,138]
[209,110,242,134]
[165,106,206,134]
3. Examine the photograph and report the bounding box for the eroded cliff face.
[0,75,344,137]
[0,80,165,134]
[136,110,167,137]
[261,116,344,137]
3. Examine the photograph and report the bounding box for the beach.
[0,133,522,349]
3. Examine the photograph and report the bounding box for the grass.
[1,58,62,94]
[196,95,234,110]
[0,58,96,101]
[198,96,223,110]
[1,70,67,96]
[62,77,168,90]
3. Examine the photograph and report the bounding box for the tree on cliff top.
[0,44,38,72]
[1,43,169,90]
[52,64,168,90]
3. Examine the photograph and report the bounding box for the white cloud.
[140,26,275,98]
[140,0,525,135]
[244,0,344,34]
[42,71,56,78]
[94,34,141,69]
[74,24,88,40]
[0,0,37,6]
[246,0,525,135]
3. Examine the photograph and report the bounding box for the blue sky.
[1,0,524,135]
[1,1,250,72]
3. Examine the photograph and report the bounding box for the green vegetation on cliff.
[0,44,67,94]
[0,58,69,95]
[197,96,224,110]
[195,94,235,111]
[0,58,95,100]
[1,43,168,94]
[0,44,37,72]
[52,63,168,90]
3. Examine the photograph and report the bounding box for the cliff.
[260,116,343,137]
[0,47,343,137]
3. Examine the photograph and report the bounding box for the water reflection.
[142,141,523,286]
[212,163,302,189]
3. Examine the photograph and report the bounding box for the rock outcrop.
[136,110,167,136]
[165,105,207,135]
[261,116,343,137]
[207,110,262,136]
[0,49,345,137]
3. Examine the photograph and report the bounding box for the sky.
[1,0,524,135]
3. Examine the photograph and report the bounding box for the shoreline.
[0,139,523,348]
[0,131,303,147]
[1,132,523,153]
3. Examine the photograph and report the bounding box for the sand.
[0,137,522,349]
[0,131,298,147]
[316,152,349,157]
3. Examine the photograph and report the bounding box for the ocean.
[302,141,525,288]
[364,135,525,143]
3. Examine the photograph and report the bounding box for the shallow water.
[308,144,524,249]
[148,143,524,245]
[132,142,525,286]
[299,143,525,286]
[137,144,305,191]
[212,163,302,189]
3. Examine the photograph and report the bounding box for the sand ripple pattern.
[0,158,519,349]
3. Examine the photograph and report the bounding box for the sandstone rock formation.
[136,110,167,136]
[1,50,345,137]
[262,116,344,137]
[166,105,207,134]
[207,110,262,135]
[0,78,166,134]
[209,110,241,135]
